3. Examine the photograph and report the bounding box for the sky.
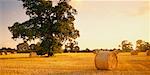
[0,0,150,50]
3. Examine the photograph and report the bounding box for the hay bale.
[131,50,138,55]
[146,50,150,56]
[11,51,17,54]
[95,51,118,70]
[13,51,17,54]
[29,52,38,57]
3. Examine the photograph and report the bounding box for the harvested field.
[0,52,150,75]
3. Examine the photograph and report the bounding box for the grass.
[0,52,150,75]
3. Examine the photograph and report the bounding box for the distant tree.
[74,46,80,52]
[29,44,36,50]
[36,42,41,47]
[64,45,69,52]
[64,41,79,52]
[53,45,64,53]
[1,47,7,50]
[136,40,145,51]
[69,42,74,51]
[120,40,133,52]
[136,40,150,52]
[17,41,29,51]
[34,42,45,55]
[85,48,90,52]
[144,42,150,50]
[8,0,79,57]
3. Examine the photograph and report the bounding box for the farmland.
[0,52,150,75]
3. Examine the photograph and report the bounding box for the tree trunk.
[48,51,54,57]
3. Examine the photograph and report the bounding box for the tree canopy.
[120,40,133,52]
[64,41,80,52]
[136,40,150,52]
[8,0,79,56]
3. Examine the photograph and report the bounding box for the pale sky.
[0,0,150,50]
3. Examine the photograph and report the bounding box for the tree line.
[119,39,150,52]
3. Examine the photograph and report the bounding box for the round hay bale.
[131,50,138,55]
[95,51,118,70]
[11,51,17,54]
[29,52,38,57]
[146,50,150,56]
[13,51,17,54]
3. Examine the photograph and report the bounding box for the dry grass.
[0,52,150,75]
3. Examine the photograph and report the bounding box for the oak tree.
[8,0,79,56]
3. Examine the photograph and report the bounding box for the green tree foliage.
[8,0,79,56]
[64,41,80,52]
[136,40,145,51]
[85,48,90,51]
[120,40,133,52]
[74,46,80,52]
[34,42,45,55]
[136,40,150,52]
[29,44,36,50]
[144,42,150,51]
[17,41,29,51]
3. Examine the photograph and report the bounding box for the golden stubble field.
[0,52,150,75]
